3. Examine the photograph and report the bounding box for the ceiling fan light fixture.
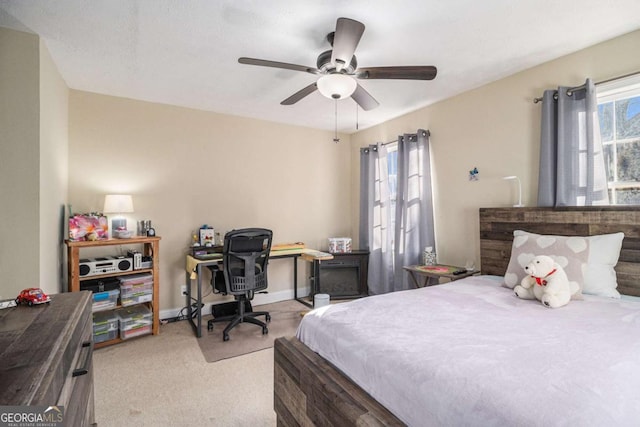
[317,74,357,100]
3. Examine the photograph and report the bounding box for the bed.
[273,207,640,426]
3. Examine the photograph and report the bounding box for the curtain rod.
[381,129,431,146]
[533,69,640,103]
[361,130,431,152]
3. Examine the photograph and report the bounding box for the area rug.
[196,299,307,363]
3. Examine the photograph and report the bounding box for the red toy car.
[16,288,51,306]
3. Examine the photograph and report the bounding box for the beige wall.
[68,92,351,312]
[0,28,68,298]
[4,24,639,309]
[351,29,640,271]
[39,38,69,292]
[0,28,40,299]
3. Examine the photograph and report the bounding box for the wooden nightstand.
[403,264,479,288]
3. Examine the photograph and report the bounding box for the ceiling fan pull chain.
[333,99,340,143]
[356,103,359,130]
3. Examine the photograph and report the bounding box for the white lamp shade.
[502,176,523,207]
[317,74,357,100]
[103,195,134,213]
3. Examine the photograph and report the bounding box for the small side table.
[403,264,479,288]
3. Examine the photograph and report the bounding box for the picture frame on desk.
[199,228,215,246]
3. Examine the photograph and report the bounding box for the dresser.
[0,291,95,426]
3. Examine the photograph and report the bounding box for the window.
[597,74,640,204]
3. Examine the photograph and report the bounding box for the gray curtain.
[359,143,394,294]
[393,130,436,290]
[538,78,609,206]
[359,130,435,294]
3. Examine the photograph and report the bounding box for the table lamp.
[103,194,134,234]
[502,176,523,207]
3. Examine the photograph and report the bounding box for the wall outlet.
[181,285,187,296]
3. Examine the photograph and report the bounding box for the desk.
[403,264,479,288]
[185,248,332,338]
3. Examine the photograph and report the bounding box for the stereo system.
[79,256,133,277]
[127,250,142,270]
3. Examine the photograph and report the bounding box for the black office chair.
[206,228,273,341]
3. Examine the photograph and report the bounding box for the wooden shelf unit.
[66,236,161,347]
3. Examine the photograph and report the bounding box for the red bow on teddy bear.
[534,268,557,286]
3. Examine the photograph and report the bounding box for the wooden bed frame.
[274,207,640,426]
[479,207,640,297]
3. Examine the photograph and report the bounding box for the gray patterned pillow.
[503,230,624,298]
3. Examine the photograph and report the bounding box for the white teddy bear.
[514,255,577,308]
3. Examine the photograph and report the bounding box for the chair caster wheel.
[262,326,268,335]
[266,314,271,322]
[223,334,230,341]
[207,322,213,331]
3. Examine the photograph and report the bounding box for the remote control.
[452,269,467,275]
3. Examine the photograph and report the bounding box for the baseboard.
[160,286,310,321]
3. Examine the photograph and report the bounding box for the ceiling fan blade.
[351,84,379,111]
[330,18,365,71]
[281,83,318,105]
[239,57,319,75]
[356,66,437,80]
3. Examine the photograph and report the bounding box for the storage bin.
[119,274,153,290]
[119,273,153,284]
[92,289,119,312]
[119,274,153,307]
[120,281,153,298]
[120,324,152,340]
[120,292,153,306]
[93,311,118,334]
[92,311,119,344]
[328,237,352,253]
[94,329,119,344]
[116,305,152,340]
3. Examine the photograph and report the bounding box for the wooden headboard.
[479,207,640,297]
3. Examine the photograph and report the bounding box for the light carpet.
[197,299,306,363]
[93,319,278,426]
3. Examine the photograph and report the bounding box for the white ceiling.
[1,0,640,133]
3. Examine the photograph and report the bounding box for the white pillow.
[503,230,624,298]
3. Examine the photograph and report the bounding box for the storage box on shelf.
[119,273,153,307]
[92,289,119,312]
[117,304,153,340]
[66,236,160,348]
[93,311,119,344]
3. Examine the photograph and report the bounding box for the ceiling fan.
[238,17,437,111]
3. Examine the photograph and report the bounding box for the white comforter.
[296,276,640,426]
